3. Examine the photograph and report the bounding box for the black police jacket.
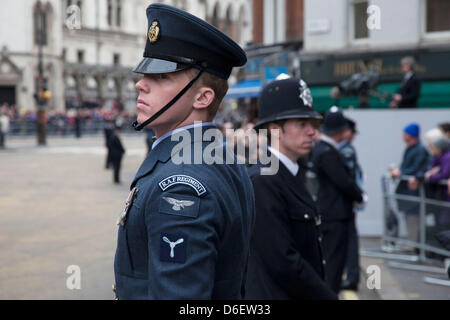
[310,140,363,222]
[245,159,337,300]
[398,73,421,108]
[108,134,125,160]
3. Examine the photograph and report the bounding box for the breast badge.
[116,187,139,226]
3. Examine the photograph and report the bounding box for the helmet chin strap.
[132,68,205,131]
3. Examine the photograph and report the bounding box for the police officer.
[339,118,364,290]
[246,78,337,300]
[104,119,114,169]
[310,108,364,294]
[113,3,255,299]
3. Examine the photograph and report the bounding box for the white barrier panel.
[344,109,450,236]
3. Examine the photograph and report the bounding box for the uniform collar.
[268,146,299,176]
[152,122,215,150]
[131,122,217,189]
[321,134,340,150]
[404,71,414,81]
[338,140,350,149]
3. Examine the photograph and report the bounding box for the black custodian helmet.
[254,78,322,130]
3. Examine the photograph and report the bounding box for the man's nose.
[136,78,148,92]
[305,124,316,136]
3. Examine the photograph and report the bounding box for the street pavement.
[0,134,147,299]
[0,134,448,299]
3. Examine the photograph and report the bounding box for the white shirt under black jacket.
[268,146,299,176]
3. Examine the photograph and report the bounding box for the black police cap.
[133,3,247,80]
[321,107,349,135]
[345,117,358,133]
[254,78,322,130]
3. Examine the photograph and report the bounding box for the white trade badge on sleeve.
[158,175,206,196]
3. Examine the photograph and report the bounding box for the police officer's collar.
[152,122,215,150]
[338,140,351,149]
[321,134,340,150]
[267,146,299,176]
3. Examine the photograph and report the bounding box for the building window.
[211,3,220,29]
[116,0,122,27]
[353,1,368,39]
[34,4,48,45]
[426,0,450,32]
[62,48,67,62]
[107,0,113,26]
[224,6,233,38]
[113,53,120,66]
[107,0,122,27]
[77,50,84,63]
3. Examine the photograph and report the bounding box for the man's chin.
[299,146,312,157]
[136,115,149,124]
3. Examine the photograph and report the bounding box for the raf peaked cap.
[254,78,322,129]
[133,3,247,80]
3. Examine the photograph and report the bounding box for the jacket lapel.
[278,159,316,210]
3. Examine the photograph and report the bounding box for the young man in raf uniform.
[113,3,255,300]
[245,78,337,300]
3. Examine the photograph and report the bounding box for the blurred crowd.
[386,121,450,253]
[0,101,137,137]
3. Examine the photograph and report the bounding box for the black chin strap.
[132,68,205,131]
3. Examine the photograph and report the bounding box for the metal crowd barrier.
[360,175,450,287]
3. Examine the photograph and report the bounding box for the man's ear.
[193,87,215,110]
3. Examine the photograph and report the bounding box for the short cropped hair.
[187,68,229,120]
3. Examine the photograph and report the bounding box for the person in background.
[438,122,450,139]
[409,131,450,201]
[108,125,125,184]
[339,118,365,291]
[0,108,10,148]
[390,56,421,109]
[74,108,82,138]
[310,107,364,294]
[409,131,450,253]
[389,123,430,243]
[104,120,115,169]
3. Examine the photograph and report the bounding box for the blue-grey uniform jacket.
[113,124,255,299]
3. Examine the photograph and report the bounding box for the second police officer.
[246,78,337,299]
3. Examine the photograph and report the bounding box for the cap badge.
[148,20,160,43]
[299,79,313,109]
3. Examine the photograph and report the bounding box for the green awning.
[309,81,450,112]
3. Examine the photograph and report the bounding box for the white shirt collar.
[321,134,340,150]
[404,71,413,81]
[268,146,299,176]
[152,121,215,150]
